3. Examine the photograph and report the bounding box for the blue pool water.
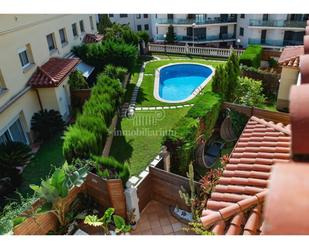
[158,64,213,102]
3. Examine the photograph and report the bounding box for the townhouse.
[0,14,98,145]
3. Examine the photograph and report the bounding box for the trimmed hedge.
[63,75,124,163]
[72,40,138,72]
[163,92,222,176]
[239,45,263,68]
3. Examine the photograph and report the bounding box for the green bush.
[235,76,266,107]
[73,40,138,72]
[104,23,139,46]
[63,126,99,163]
[211,64,228,100]
[137,31,150,45]
[31,109,65,141]
[92,156,130,184]
[76,114,108,149]
[163,92,222,176]
[103,64,128,83]
[239,45,263,68]
[68,70,89,90]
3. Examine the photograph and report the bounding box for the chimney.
[290,84,309,160]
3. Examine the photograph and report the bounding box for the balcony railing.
[155,34,236,42]
[249,19,306,28]
[156,16,237,25]
[248,38,304,47]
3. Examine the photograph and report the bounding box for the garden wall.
[222,102,290,125]
[70,89,91,108]
[262,50,282,61]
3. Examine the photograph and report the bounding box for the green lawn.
[136,59,226,107]
[17,133,65,196]
[110,108,190,176]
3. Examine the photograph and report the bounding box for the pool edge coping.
[153,62,215,104]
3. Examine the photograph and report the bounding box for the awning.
[76,62,95,79]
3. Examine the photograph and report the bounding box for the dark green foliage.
[230,111,249,137]
[105,24,139,46]
[0,142,33,198]
[73,40,138,72]
[225,52,240,102]
[137,31,150,45]
[63,126,99,163]
[165,25,176,43]
[103,64,128,83]
[239,45,263,68]
[268,57,278,68]
[211,64,228,100]
[97,14,112,34]
[92,156,130,184]
[163,92,222,175]
[68,70,88,90]
[31,109,65,141]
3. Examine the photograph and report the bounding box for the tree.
[211,64,228,100]
[137,31,150,45]
[225,52,240,102]
[235,77,266,107]
[68,70,88,90]
[165,25,176,44]
[97,14,112,34]
[104,23,139,46]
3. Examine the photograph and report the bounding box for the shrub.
[63,126,99,163]
[105,23,139,46]
[103,64,128,83]
[68,70,88,90]
[137,31,150,45]
[83,97,114,125]
[97,14,112,34]
[163,92,222,175]
[0,142,33,198]
[239,45,263,68]
[235,77,266,107]
[73,40,138,72]
[225,52,240,102]
[165,25,176,43]
[31,109,65,141]
[92,156,130,184]
[76,114,108,149]
[211,64,228,100]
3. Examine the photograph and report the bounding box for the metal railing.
[156,16,237,25]
[148,43,244,58]
[155,34,236,43]
[249,19,306,28]
[248,38,304,47]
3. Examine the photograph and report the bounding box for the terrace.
[156,16,237,26]
[249,19,306,29]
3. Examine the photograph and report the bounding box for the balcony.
[248,38,304,47]
[155,33,236,43]
[249,19,306,29]
[156,16,237,26]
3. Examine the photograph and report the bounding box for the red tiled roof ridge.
[200,190,267,228]
[37,66,56,82]
[251,116,291,136]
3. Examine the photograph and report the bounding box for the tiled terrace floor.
[131,200,193,235]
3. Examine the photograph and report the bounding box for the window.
[0,118,28,144]
[109,14,114,18]
[144,14,148,18]
[0,69,7,92]
[167,14,174,20]
[144,24,149,31]
[72,23,78,37]
[89,16,94,30]
[136,14,141,19]
[137,25,142,31]
[46,33,56,51]
[120,14,128,18]
[18,49,30,68]
[240,14,245,19]
[59,28,67,44]
[79,20,85,33]
[239,27,244,36]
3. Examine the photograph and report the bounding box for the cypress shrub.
[63,126,99,163]
[68,70,89,90]
[239,45,263,68]
[103,64,128,83]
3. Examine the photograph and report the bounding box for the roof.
[278,46,304,68]
[83,33,104,43]
[200,116,291,235]
[29,57,80,88]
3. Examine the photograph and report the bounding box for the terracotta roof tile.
[83,33,104,43]
[279,46,304,68]
[200,116,291,235]
[29,57,80,88]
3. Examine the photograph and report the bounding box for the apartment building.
[0,14,97,145]
[151,14,308,49]
[105,14,152,36]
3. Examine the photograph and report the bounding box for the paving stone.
[126,176,140,188]
[163,106,170,109]
[170,106,177,109]
[148,107,156,110]
[156,107,163,110]
[139,170,149,178]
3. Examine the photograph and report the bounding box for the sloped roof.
[278,46,304,68]
[200,116,291,235]
[29,57,80,88]
[83,33,104,43]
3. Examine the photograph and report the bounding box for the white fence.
[148,43,244,58]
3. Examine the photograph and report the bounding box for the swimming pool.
[154,63,214,103]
